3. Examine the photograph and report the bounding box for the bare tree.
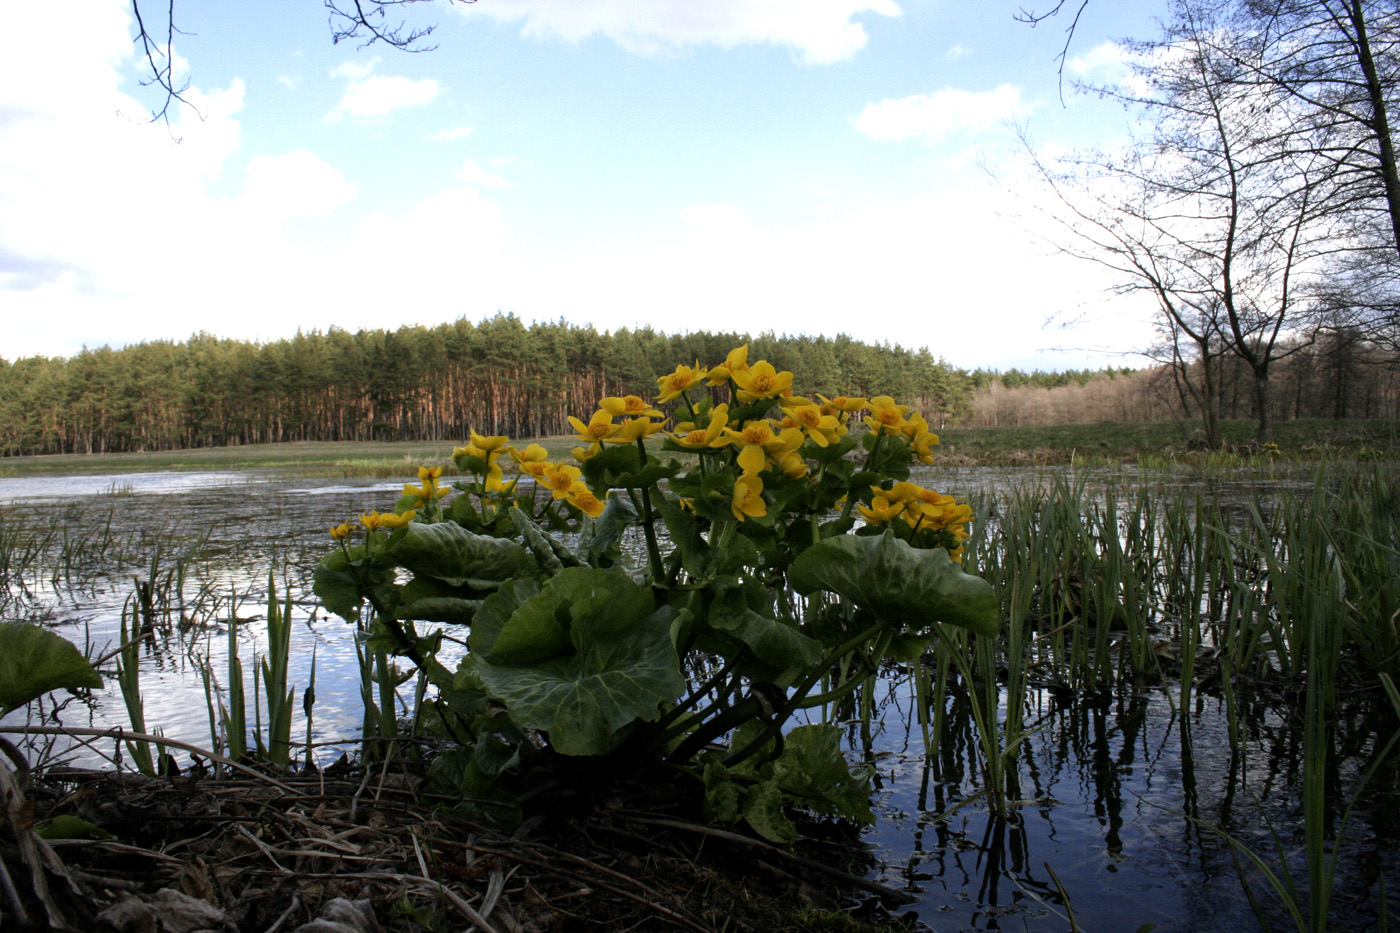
[1213,1,1400,349]
[1022,0,1332,444]
[128,0,469,125]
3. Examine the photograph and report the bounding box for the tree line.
[967,328,1400,428]
[0,316,976,457]
[1028,0,1400,446]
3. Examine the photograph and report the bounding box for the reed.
[254,571,296,769]
[115,596,158,777]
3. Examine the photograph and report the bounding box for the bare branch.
[324,0,475,52]
[1014,0,1093,104]
[129,0,198,131]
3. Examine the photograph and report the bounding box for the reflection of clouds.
[2,474,426,767]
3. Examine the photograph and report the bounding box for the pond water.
[1,465,1395,931]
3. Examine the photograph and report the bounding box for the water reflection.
[849,664,1399,931]
[1,466,1397,931]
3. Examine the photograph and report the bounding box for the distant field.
[0,418,1395,477]
[934,417,1400,465]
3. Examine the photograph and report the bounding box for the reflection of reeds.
[934,467,1400,929]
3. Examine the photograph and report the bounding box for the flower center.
[740,424,773,444]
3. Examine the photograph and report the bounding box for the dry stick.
[614,811,916,905]
[409,832,506,933]
[236,825,292,874]
[265,893,301,933]
[422,835,714,933]
[0,849,31,927]
[243,869,507,933]
[0,756,76,929]
[45,839,185,864]
[0,726,307,797]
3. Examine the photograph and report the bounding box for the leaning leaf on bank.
[703,722,873,844]
[789,529,1000,636]
[387,521,533,590]
[469,568,688,756]
[0,623,103,717]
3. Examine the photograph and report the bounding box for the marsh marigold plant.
[315,344,997,843]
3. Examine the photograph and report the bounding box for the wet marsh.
[2,460,1398,931]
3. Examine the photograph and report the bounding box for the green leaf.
[0,624,103,716]
[584,445,681,491]
[387,521,531,588]
[788,530,999,636]
[654,492,711,579]
[395,575,483,625]
[396,596,482,625]
[313,547,392,623]
[581,443,641,487]
[39,815,112,840]
[576,492,639,567]
[467,579,543,659]
[708,590,822,670]
[510,507,584,574]
[702,759,743,823]
[473,568,687,756]
[742,781,797,844]
[772,724,874,823]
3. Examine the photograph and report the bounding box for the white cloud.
[428,126,474,141]
[1067,41,1151,96]
[331,57,380,80]
[276,74,299,90]
[327,59,440,122]
[237,151,358,221]
[453,0,903,65]
[855,84,1026,141]
[679,203,750,233]
[944,43,971,60]
[458,157,509,188]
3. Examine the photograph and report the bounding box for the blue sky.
[1,0,1168,371]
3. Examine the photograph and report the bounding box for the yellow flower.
[542,463,583,499]
[856,496,902,525]
[483,464,510,492]
[776,450,808,478]
[780,402,842,447]
[723,419,784,474]
[572,444,600,462]
[360,510,416,530]
[707,344,750,384]
[863,396,910,434]
[668,404,731,449]
[817,394,869,413]
[607,415,666,444]
[329,523,355,540]
[470,431,510,454]
[656,363,710,402]
[401,481,451,504]
[402,464,451,506]
[518,459,551,479]
[731,473,766,522]
[909,428,939,464]
[565,481,606,518]
[508,443,549,465]
[731,360,794,402]
[568,410,619,444]
[599,395,664,419]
